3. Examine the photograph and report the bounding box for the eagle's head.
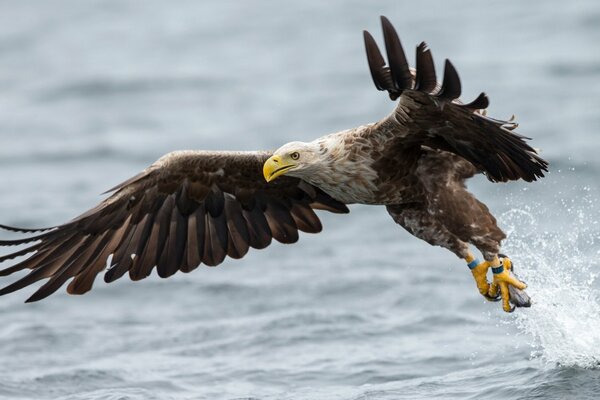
[263,141,322,182]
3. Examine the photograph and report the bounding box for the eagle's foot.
[466,254,530,312]
[488,256,530,312]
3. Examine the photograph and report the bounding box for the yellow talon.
[465,252,496,300]
[471,261,491,296]
[488,257,527,312]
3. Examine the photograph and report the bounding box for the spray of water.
[500,186,600,368]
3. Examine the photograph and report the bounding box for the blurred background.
[0,1,599,399]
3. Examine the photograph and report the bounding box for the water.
[0,1,599,399]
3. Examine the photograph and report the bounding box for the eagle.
[0,17,547,312]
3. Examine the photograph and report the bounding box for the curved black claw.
[484,292,501,302]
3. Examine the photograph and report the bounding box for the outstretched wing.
[364,16,548,182]
[0,151,348,302]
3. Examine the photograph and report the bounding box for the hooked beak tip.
[263,155,292,183]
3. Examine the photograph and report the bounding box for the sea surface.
[0,1,599,399]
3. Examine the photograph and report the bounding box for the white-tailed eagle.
[0,17,547,311]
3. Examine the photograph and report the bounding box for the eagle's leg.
[433,184,528,311]
[464,220,529,311]
[386,204,528,312]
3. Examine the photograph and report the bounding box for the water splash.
[500,187,600,368]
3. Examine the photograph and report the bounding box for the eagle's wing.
[364,16,548,182]
[0,151,348,302]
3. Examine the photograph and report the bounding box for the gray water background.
[0,1,599,399]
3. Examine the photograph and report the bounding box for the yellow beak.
[263,155,295,182]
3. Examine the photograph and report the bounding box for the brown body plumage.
[0,17,547,304]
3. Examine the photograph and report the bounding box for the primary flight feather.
[0,17,547,311]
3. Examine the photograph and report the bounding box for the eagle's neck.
[299,127,380,204]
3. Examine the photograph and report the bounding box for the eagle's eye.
[290,152,300,160]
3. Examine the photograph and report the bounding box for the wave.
[500,185,600,368]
